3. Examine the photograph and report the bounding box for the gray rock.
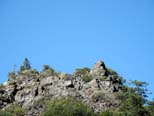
[91,60,108,78]
[0,61,122,115]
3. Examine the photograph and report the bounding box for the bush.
[74,68,90,77]
[0,84,5,89]
[82,76,93,83]
[5,104,25,116]
[42,65,56,76]
[74,67,92,83]
[99,111,125,116]
[107,68,118,76]
[0,110,14,116]
[92,92,106,102]
[8,72,16,81]
[41,97,95,116]
[43,65,50,71]
[18,69,39,77]
[99,76,107,81]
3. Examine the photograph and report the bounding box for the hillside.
[0,59,153,116]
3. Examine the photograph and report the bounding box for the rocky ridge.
[0,61,123,116]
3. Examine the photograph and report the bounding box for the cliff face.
[0,61,122,116]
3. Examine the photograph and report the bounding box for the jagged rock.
[64,80,73,87]
[40,76,53,86]
[0,61,122,116]
[91,60,108,78]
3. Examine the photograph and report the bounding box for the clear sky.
[0,0,154,98]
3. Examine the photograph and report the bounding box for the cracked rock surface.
[0,61,122,116]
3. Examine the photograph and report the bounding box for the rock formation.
[91,60,108,77]
[0,61,122,116]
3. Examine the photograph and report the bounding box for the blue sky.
[0,0,154,98]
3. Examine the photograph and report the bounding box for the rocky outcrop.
[91,60,108,77]
[0,61,122,116]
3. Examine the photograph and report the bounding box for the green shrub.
[42,65,56,76]
[99,111,125,116]
[18,69,39,78]
[99,76,107,81]
[116,88,148,116]
[74,68,90,77]
[74,67,92,83]
[41,97,95,116]
[43,65,50,71]
[99,111,113,116]
[82,76,93,83]
[92,92,106,102]
[0,84,5,89]
[107,68,118,76]
[145,101,154,116]
[8,72,16,80]
[0,110,14,116]
[5,104,25,116]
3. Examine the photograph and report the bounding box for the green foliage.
[0,84,5,89]
[117,92,147,116]
[0,110,14,116]
[48,68,55,76]
[20,58,31,71]
[131,80,148,98]
[107,68,118,75]
[24,58,31,70]
[43,65,50,71]
[18,69,39,77]
[33,97,50,107]
[8,72,16,80]
[82,75,93,83]
[41,97,95,116]
[106,68,125,85]
[116,80,149,116]
[5,104,25,116]
[42,65,56,76]
[74,67,92,82]
[19,66,25,71]
[92,92,106,102]
[99,76,107,81]
[74,67,91,76]
[99,111,125,116]
[145,100,154,116]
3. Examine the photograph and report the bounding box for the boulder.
[91,61,108,78]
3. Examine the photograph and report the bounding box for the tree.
[131,80,149,101]
[20,58,31,71]
[23,58,31,70]
[145,99,154,116]
[116,80,149,116]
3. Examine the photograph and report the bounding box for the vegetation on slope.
[41,97,95,116]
